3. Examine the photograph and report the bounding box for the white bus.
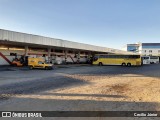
[141,56,159,64]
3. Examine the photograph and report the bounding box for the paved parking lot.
[0,64,160,119]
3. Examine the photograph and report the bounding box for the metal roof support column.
[65,50,68,64]
[25,46,28,56]
[48,48,51,63]
[77,51,80,63]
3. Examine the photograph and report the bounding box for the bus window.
[142,57,149,60]
[99,55,104,58]
[116,55,120,58]
[93,56,98,61]
[123,55,128,58]
[149,56,159,64]
[150,56,158,59]
[131,55,140,58]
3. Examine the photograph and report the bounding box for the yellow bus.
[92,54,142,66]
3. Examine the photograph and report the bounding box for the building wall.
[0,47,88,65]
[123,43,160,56]
[0,49,24,65]
[141,43,160,56]
[141,48,160,56]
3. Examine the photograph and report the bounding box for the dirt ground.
[0,64,160,120]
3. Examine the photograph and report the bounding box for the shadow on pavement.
[0,76,89,101]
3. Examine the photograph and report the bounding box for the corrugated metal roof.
[0,29,134,54]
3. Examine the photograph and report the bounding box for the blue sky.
[0,0,160,49]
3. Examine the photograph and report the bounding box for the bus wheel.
[45,67,49,70]
[99,62,103,66]
[29,66,33,70]
[122,63,126,66]
[13,64,17,67]
[127,63,131,67]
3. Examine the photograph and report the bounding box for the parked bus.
[141,56,159,64]
[141,56,150,64]
[92,54,142,66]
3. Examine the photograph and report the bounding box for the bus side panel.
[103,58,110,65]
[113,58,122,65]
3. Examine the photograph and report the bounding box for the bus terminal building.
[0,29,130,65]
[122,43,160,56]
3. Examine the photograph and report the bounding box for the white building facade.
[122,43,160,56]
